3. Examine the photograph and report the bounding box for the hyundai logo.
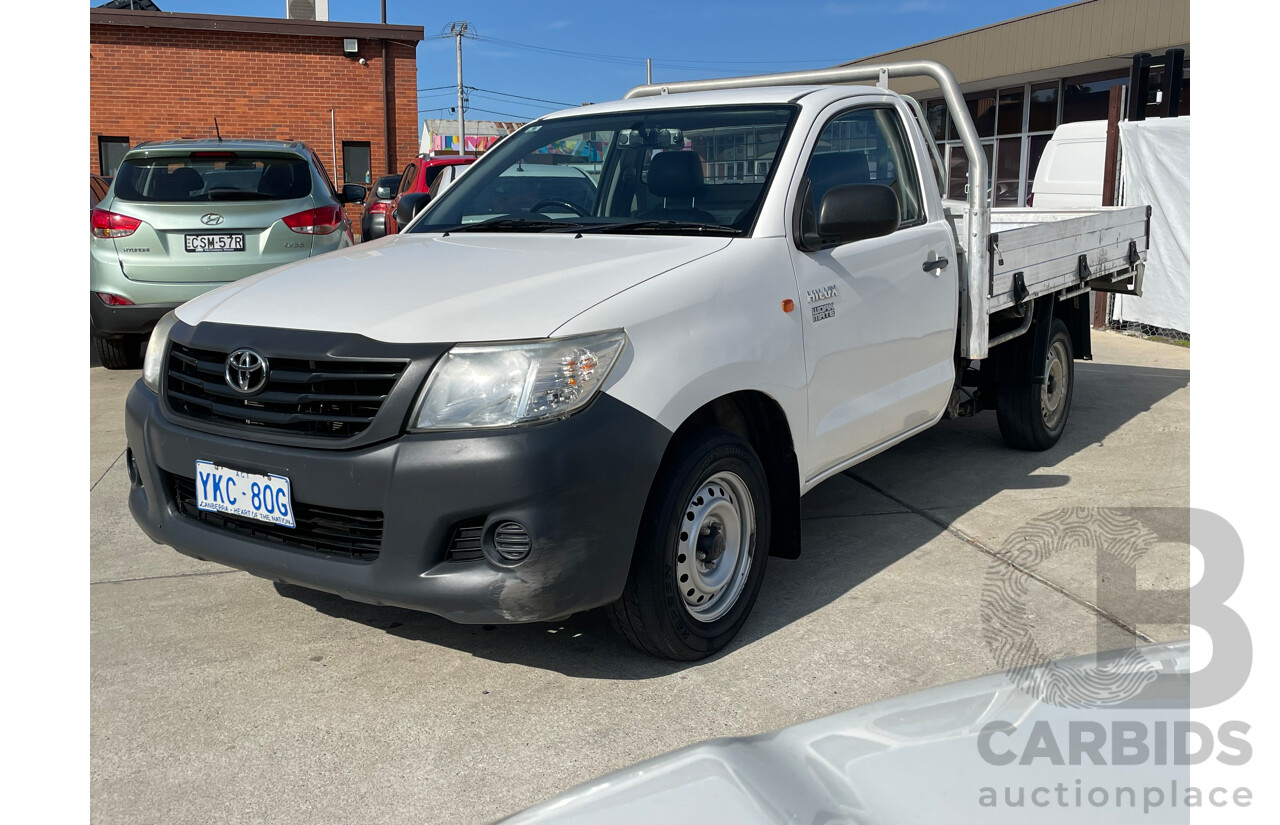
[201,213,225,226]
[225,349,269,395]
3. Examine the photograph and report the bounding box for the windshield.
[409,105,797,235]
[114,153,313,202]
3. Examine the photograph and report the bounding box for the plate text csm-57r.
[184,233,245,252]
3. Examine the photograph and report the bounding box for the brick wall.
[90,23,420,230]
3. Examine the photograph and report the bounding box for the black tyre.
[607,427,770,660]
[95,335,144,370]
[997,317,1074,451]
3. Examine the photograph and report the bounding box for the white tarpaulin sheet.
[1115,118,1190,333]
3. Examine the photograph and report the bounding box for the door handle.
[923,257,949,273]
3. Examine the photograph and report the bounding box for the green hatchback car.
[90,139,365,369]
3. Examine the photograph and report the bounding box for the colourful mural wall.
[431,134,501,153]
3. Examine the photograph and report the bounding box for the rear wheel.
[95,335,144,370]
[997,318,1074,451]
[607,427,770,660]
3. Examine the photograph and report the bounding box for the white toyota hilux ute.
[126,62,1149,660]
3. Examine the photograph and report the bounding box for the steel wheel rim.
[1041,338,1069,429]
[675,471,755,623]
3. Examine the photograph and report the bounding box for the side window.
[802,107,924,233]
[422,164,446,193]
[399,163,418,195]
[310,151,340,198]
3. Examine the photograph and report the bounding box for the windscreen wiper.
[206,190,274,201]
[575,220,742,236]
[438,217,588,234]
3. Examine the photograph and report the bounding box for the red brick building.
[90,7,424,198]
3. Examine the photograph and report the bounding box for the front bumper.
[125,382,671,623]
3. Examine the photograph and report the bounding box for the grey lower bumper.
[126,383,671,623]
[90,293,179,337]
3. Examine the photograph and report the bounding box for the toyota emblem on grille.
[225,349,269,395]
[200,213,225,226]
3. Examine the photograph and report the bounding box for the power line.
[472,34,843,68]
[469,86,575,108]
[472,35,640,67]
[463,105,539,121]
[468,92,555,111]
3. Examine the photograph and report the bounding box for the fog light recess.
[492,521,532,562]
[126,447,140,487]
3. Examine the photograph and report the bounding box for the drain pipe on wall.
[330,109,337,185]
[382,40,390,173]
[381,1,391,174]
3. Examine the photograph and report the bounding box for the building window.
[996,88,1024,136]
[1062,69,1128,123]
[924,79,1063,207]
[919,60,1186,207]
[342,141,371,185]
[965,91,997,139]
[1027,81,1060,132]
[99,136,130,177]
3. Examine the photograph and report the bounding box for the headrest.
[647,151,704,199]
[259,163,295,198]
[153,167,203,199]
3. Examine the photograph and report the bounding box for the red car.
[386,155,476,233]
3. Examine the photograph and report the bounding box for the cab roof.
[540,85,891,121]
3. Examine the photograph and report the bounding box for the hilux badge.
[807,284,838,303]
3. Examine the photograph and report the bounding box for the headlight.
[142,311,179,393]
[412,331,627,430]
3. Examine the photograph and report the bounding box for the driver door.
[788,103,957,481]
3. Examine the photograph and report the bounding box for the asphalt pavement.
[90,331,1190,825]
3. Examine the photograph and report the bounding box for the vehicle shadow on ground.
[273,359,1189,680]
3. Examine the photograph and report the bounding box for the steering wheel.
[529,198,586,216]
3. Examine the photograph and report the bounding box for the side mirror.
[393,192,432,228]
[340,183,367,204]
[816,184,899,247]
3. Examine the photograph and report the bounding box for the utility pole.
[646,58,652,85]
[444,21,473,157]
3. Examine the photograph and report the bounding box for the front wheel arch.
[679,390,801,560]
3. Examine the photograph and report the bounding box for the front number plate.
[185,233,246,252]
[195,460,295,528]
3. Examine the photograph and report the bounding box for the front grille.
[166,342,406,439]
[169,473,383,560]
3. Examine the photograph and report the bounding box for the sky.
[89,0,1074,123]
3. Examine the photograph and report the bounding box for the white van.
[1030,120,1106,209]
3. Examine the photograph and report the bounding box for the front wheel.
[607,427,770,660]
[94,335,144,370]
[997,317,1074,451]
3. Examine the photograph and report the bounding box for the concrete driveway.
[90,332,1190,825]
